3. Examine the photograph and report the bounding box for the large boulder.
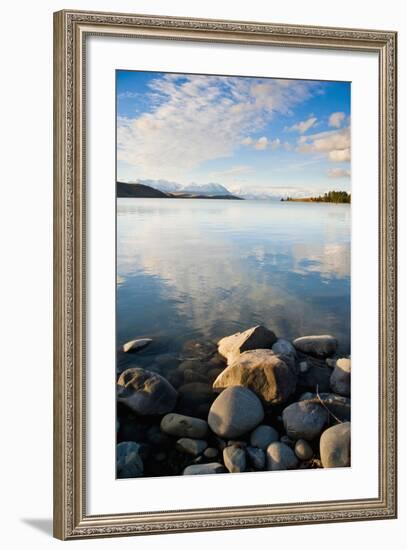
[160,413,208,439]
[117,368,177,415]
[266,442,298,471]
[213,349,297,404]
[330,358,351,397]
[293,335,337,358]
[183,463,226,475]
[208,386,264,439]
[282,401,329,441]
[320,422,351,468]
[223,446,247,473]
[116,441,144,478]
[250,424,279,450]
[218,325,277,364]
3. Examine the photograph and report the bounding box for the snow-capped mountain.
[132,179,232,196]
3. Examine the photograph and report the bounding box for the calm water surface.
[117,199,350,371]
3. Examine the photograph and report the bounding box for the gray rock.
[213,349,297,405]
[218,325,277,364]
[246,446,266,470]
[122,338,152,353]
[203,447,219,459]
[320,422,351,468]
[116,442,144,478]
[272,338,296,358]
[326,357,337,368]
[298,360,333,392]
[227,440,247,448]
[266,442,298,471]
[293,335,337,358]
[250,424,279,450]
[176,438,208,456]
[298,392,351,422]
[272,339,298,372]
[282,401,329,441]
[183,463,226,475]
[294,439,314,461]
[223,446,247,473]
[117,368,177,415]
[208,386,264,439]
[330,358,351,396]
[280,435,295,448]
[160,413,208,439]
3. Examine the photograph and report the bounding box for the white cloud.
[287,116,317,134]
[329,111,346,128]
[241,136,281,151]
[209,165,252,180]
[117,74,318,179]
[297,127,351,163]
[327,168,351,178]
[254,136,269,150]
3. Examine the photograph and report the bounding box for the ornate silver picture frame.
[53,9,397,540]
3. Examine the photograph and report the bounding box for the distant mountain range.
[117,181,243,200]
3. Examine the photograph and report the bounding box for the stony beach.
[116,325,351,478]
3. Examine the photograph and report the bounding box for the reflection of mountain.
[117,200,351,352]
[117,181,243,200]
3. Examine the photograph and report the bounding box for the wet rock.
[122,338,152,353]
[165,369,184,389]
[330,358,351,397]
[213,349,296,405]
[182,340,217,360]
[293,335,337,358]
[208,386,264,439]
[250,424,279,450]
[116,442,144,478]
[117,368,177,415]
[223,446,246,473]
[183,369,209,384]
[154,353,181,370]
[298,360,332,392]
[227,440,247,448]
[320,422,351,468]
[282,401,329,441]
[218,325,277,364]
[183,463,226,475]
[178,359,209,374]
[160,413,208,439]
[272,339,298,372]
[294,439,314,461]
[246,446,266,470]
[203,447,219,459]
[176,438,208,456]
[266,442,298,471]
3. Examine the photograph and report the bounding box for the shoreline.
[116,326,351,478]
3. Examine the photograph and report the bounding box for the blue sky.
[117,71,350,198]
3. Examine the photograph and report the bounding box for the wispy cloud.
[242,136,281,150]
[117,74,318,179]
[286,116,317,134]
[327,168,351,178]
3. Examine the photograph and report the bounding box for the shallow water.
[116,198,350,372]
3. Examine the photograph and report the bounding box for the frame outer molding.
[53,9,397,540]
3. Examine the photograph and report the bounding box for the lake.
[116,198,350,372]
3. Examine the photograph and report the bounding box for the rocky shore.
[116,325,351,478]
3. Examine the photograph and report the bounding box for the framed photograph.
[53,10,397,540]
